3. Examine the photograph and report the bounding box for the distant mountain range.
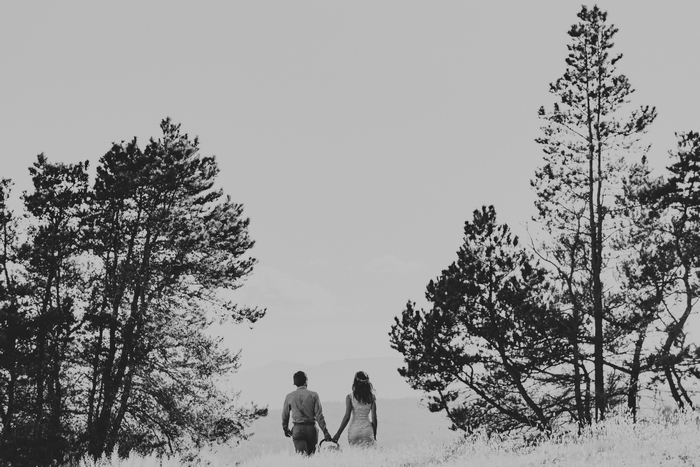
[229,356,423,408]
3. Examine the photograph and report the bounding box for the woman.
[332,371,378,446]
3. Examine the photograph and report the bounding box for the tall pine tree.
[533,5,656,421]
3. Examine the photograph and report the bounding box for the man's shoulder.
[284,386,322,399]
[284,387,315,396]
[294,387,321,399]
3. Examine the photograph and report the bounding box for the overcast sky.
[2,1,699,371]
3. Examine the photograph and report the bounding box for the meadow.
[80,409,700,467]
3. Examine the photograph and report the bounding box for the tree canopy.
[391,5,700,434]
[0,119,266,466]
[390,206,569,433]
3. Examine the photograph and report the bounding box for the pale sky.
[1,1,699,371]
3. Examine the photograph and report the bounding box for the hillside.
[91,410,700,466]
[212,397,459,464]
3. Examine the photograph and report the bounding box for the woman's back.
[331,371,378,447]
[348,395,374,446]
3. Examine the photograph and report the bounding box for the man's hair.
[293,371,307,387]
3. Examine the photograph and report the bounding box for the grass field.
[81,410,700,466]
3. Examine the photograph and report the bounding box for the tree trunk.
[628,331,645,421]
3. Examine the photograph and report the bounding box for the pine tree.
[640,132,700,410]
[0,119,266,465]
[390,206,568,433]
[533,5,656,420]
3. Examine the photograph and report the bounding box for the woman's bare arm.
[371,399,378,440]
[332,394,352,442]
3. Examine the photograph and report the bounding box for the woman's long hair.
[352,371,375,405]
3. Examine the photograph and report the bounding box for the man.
[282,371,332,455]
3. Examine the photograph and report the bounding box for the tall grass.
[81,410,700,466]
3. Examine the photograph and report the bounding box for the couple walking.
[281,370,377,455]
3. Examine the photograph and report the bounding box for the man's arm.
[313,394,332,440]
[282,395,291,437]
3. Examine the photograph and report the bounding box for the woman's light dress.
[347,395,374,446]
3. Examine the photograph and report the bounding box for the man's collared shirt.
[282,386,328,433]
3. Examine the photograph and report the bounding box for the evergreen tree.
[0,179,35,463]
[80,119,266,459]
[26,155,91,462]
[638,131,700,410]
[532,5,656,420]
[390,206,569,434]
[609,159,667,420]
[0,158,91,465]
[0,119,266,465]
